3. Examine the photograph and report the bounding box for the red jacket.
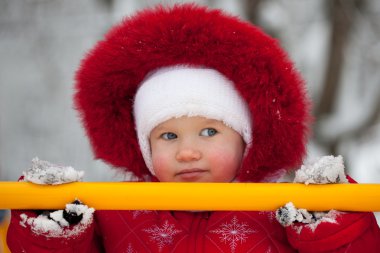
[7,207,380,252]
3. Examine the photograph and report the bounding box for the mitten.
[17,158,94,236]
[276,155,347,227]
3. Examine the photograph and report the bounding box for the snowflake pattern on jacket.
[143,220,182,252]
[209,216,256,253]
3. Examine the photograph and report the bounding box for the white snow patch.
[19,205,95,238]
[276,202,314,227]
[276,202,341,232]
[294,155,348,185]
[23,157,84,185]
[293,210,341,234]
[279,202,299,226]
[49,210,69,227]
[65,202,88,216]
[19,213,28,228]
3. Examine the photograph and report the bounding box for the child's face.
[149,116,245,182]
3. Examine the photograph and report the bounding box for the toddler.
[7,4,380,253]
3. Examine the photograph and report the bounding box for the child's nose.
[175,148,201,162]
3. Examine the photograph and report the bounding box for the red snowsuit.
[7,199,380,252]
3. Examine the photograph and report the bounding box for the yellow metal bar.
[1,182,380,211]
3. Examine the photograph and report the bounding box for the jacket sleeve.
[7,209,104,253]
[286,211,380,253]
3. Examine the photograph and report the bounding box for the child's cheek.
[151,154,170,175]
[208,146,240,170]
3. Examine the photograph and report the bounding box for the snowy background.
[1,0,379,221]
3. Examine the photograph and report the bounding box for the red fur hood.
[74,4,311,182]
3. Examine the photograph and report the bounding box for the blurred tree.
[315,0,364,154]
[314,0,380,161]
[244,0,263,25]
[242,0,380,177]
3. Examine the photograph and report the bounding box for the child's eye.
[161,132,177,140]
[200,128,218,137]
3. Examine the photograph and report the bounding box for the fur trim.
[74,3,311,182]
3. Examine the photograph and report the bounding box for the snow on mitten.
[62,199,86,225]
[18,158,95,236]
[19,200,95,237]
[23,157,84,185]
[276,203,313,227]
[48,199,92,226]
[275,202,339,228]
[276,155,347,227]
[293,155,348,185]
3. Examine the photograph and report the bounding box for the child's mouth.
[176,168,207,181]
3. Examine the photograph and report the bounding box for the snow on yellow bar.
[1,182,380,211]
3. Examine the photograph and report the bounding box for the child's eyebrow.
[152,125,170,133]
[203,119,220,125]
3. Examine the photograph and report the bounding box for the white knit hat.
[133,66,252,175]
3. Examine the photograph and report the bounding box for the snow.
[19,203,95,238]
[293,210,340,234]
[65,202,89,216]
[276,202,340,233]
[294,155,348,185]
[276,202,306,227]
[23,157,84,185]
[49,210,69,227]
